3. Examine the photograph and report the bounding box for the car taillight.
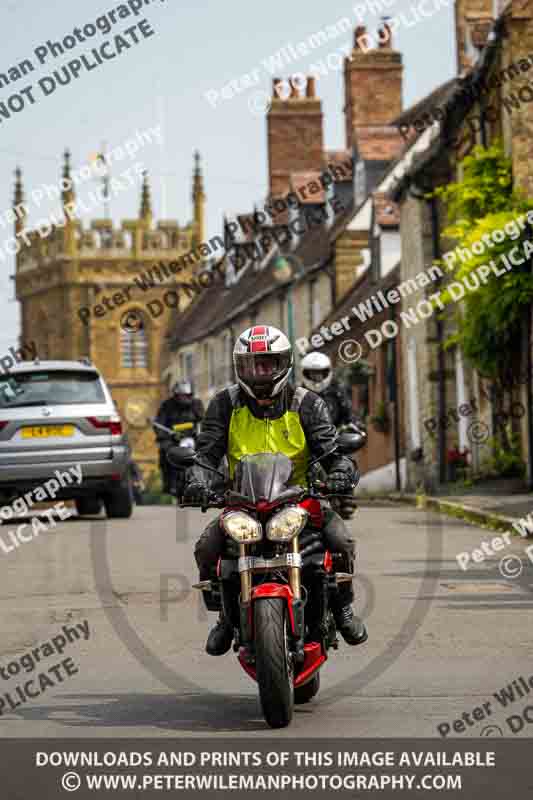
[86,416,122,435]
[0,421,7,431]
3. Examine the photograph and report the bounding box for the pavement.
[0,502,532,738]
[374,490,533,535]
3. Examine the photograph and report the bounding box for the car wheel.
[104,482,133,519]
[75,497,102,516]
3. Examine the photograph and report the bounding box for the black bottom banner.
[1,739,533,798]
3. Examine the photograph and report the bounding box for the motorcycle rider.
[183,325,368,656]
[301,351,365,518]
[301,351,359,428]
[154,381,204,493]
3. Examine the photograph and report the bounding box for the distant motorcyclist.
[301,351,358,427]
[183,325,368,656]
[301,351,365,519]
[155,381,204,493]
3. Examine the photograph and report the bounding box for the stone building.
[387,0,533,490]
[14,151,206,475]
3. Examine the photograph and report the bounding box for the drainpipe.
[390,302,401,491]
[429,195,447,486]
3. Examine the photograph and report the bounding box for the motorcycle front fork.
[237,540,305,665]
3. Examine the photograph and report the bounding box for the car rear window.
[0,371,106,407]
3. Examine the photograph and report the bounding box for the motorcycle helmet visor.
[303,368,330,384]
[235,351,291,386]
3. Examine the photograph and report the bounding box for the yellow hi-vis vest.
[227,385,310,486]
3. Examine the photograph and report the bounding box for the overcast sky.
[0,0,455,354]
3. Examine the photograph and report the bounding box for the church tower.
[14,152,206,475]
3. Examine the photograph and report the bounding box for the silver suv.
[0,360,132,518]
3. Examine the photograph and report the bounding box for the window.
[0,370,105,408]
[120,313,148,368]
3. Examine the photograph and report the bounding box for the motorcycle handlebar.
[178,482,356,511]
[178,489,226,512]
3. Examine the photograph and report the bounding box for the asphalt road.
[0,501,532,738]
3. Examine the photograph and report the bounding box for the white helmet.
[300,351,332,393]
[172,380,192,397]
[233,325,293,400]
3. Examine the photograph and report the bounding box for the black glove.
[183,480,209,505]
[326,471,353,494]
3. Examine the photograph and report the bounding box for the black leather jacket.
[320,381,356,428]
[190,383,358,484]
[154,396,204,442]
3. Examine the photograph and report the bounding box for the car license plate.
[21,425,75,438]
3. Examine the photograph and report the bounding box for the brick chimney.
[267,75,324,199]
[343,25,403,151]
[455,0,494,74]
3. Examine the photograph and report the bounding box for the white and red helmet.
[233,325,293,400]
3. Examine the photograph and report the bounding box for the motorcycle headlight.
[222,511,262,544]
[266,506,308,542]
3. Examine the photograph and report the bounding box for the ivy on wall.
[434,141,533,382]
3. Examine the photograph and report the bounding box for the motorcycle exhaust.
[334,572,354,584]
[192,580,213,591]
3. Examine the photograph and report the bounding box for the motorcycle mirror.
[337,431,367,454]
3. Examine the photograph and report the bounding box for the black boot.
[332,579,368,646]
[334,605,368,646]
[206,613,233,656]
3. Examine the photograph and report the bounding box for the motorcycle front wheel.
[254,598,294,728]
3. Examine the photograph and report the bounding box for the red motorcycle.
[174,444,364,729]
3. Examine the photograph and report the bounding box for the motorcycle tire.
[294,672,320,705]
[254,598,294,729]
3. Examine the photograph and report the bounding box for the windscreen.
[232,452,293,502]
[0,371,106,408]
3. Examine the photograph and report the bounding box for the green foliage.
[480,434,526,479]
[433,142,533,381]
